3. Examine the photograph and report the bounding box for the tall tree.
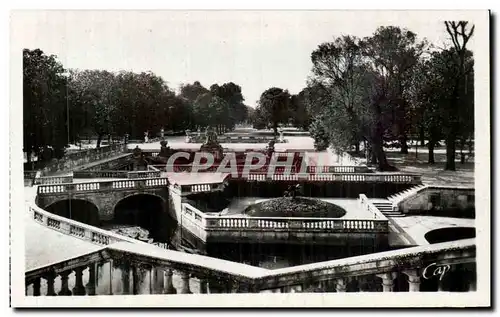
[68,70,118,147]
[443,21,475,170]
[308,35,397,170]
[257,87,291,137]
[23,49,69,163]
[360,26,427,154]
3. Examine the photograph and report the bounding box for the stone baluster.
[32,277,41,296]
[164,269,177,294]
[72,267,86,295]
[44,272,57,296]
[335,278,347,292]
[85,263,97,295]
[376,272,398,292]
[179,271,192,294]
[58,271,73,296]
[402,270,421,292]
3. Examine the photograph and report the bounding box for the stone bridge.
[36,178,170,222]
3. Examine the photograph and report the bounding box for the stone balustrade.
[37,178,169,195]
[180,203,389,243]
[186,134,287,144]
[25,238,477,295]
[39,144,126,175]
[359,194,389,221]
[34,174,74,185]
[307,166,371,173]
[127,171,162,179]
[73,170,129,179]
[29,203,143,246]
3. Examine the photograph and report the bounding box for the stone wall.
[41,144,127,175]
[398,187,475,214]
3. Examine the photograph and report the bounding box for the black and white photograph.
[9,9,491,308]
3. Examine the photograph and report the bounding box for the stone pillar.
[108,260,114,295]
[121,263,131,295]
[45,272,57,296]
[335,278,347,292]
[179,271,192,294]
[85,263,97,295]
[132,264,150,294]
[376,272,397,292]
[32,277,41,296]
[149,266,155,294]
[58,271,72,296]
[72,267,86,295]
[154,267,165,294]
[402,270,421,292]
[199,279,208,294]
[164,269,177,294]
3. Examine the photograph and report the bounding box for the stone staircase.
[373,184,427,218]
[372,200,405,217]
[387,184,427,205]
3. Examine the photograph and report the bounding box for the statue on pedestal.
[159,140,171,158]
[200,127,223,161]
[284,184,301,200]
[279,129,285,143]
[266,140,275,158]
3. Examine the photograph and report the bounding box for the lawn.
[385,148,474,186]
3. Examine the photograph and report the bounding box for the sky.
[14,11,468,107]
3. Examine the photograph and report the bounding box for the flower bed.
[244,197,347,218]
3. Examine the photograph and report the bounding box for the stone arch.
[112,192,167,213]
[424,227,476,244]
[44,199,100,226]
[111,193,176,244]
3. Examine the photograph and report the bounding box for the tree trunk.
[415,139,418,160]
[400,133,409,154]
[428,140,435,164]
[419,126,425,146]
[445,134,456,171]
[96,134,103,149]
[373,140,393,171]
[460,138,466,164]
[273,122,278,138]
[355,142,360,154]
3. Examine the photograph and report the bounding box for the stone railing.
[28,203,141,247]
[180,203,389,243]
[73,170,129,179]
[25,237,476,295]
[24,170,39,186]
[40,143,126,175]
[359,194,389,221]
[37,178,169,195]
[186,134,287,144]
[33,173,74,185]
[127,170,162,179]
[147,165,160,172]
[160,164,299,174]
[307,166,371,174]
[24,170,38,179]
